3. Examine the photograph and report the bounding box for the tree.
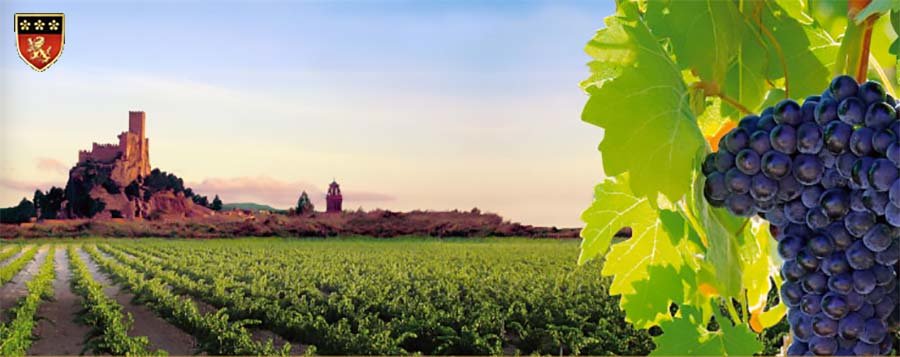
[33,190,44,219]
[296,191,314,214]
[0,198,35,224]
[211,195,223,211]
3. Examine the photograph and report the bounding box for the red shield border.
[14,13,65,72]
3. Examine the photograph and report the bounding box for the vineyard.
[0,237,674,356]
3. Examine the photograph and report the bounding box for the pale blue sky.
[0,1,612,226]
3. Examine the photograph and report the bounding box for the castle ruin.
[77,111,151,186]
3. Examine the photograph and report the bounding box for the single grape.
[782,280,804,308]
[864,285,887,305]
[775,99,803,125]
[797,122,824,154]
[786,223,813,237]
[784,200,809,224]
[735,149,761,175]
[770,124,798,154]
[886,202,899,227]
[821,168,848,190]
[762,151,793,179]
[828,273,853,295]
[822,293,850,319]
[819,150,836,169]
[812,314,839,338]
[823,121,853,154]
[801,186,824,208]
[782,260,809,281]
[836,152,857,178]
[702,153,717,175]
[830,75,859,101]
[868,158,899,192]
[874,296,895,319]
[738,115,760,132]
[801,293,823,315]
[858,81,886,104]
[758,114,777,131]
[871,129,894,154]
[792,312,815,342]
[861,188,889,215]
[864,102,895,130]
[819,188,850,219]
[800,100,817,123]
[839,312,865,339]
[872,264,896,286]
[846,291,864,311]
[749,130,772,154]
[849,127,876,157]
[853,269,878,294]
[838,97,865,125]
[793,154,824,185]
[858,302,875,319]
[824,222,854,250]
[874,239,899,265]
[723,128,750,154]
[714,151,735,172]
[844,210,876,237]
[797,249,820,271]
[860,318,887,344]
[725,168,751,194]
[846,240,876,270]
[802,271,828,294]
[778,176,804,202]
[815,98,839,125]
[765,207,789,227]
[822,252,851,276]
[861,223,892,252]
[704,172,728,203]
[778,234,805,260]
[807,234,834,257]
[887,142,899,166]
[754,198,776,212]
[725,194,755,217]
[811,217,837,239]
[750,174,778,201]
[851,188,868,212]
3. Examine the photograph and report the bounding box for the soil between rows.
[77,248,197,355]
[29,248,91,355]
[0,246,49,323]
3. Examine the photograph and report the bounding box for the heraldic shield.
[15,13,64,72]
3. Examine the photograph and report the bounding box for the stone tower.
[126,111,151,177]
[326,180,343,213]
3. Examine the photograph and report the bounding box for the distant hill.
[222,202,286,213]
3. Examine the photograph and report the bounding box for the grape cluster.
[702,75,899,356]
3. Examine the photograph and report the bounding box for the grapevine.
[578,0,900,355]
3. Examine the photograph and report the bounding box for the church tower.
[326,180,343,213]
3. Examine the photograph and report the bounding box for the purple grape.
[775,99,803,125]
[762,151,793,179]
[735,149,761,175]
[858,81,886,105]
[861,223,892,252]
[723,128,750,154]
[838,97,866,125]
[771,124,798,154]
[793,154,825,185]
[816,98,839,125]
[864,102,895,130]
[797,122,824,154]
[830,75,859,101]
[824,121,852,153]
[868,158,898,191]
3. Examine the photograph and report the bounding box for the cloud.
[36,157,69,175]
[0,177,59,198]
[189,176,395,209]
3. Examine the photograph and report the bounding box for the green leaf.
[773,0,814,25]
[581,6,706,201]
[853,0,900,24]
[578,175,653,265]
[762,3,839,99]
[721,10,770,116]
[645,0,743,84]
[621,265,693,329]
[652,306,762,356]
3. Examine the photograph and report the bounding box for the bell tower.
[326,180,343,213]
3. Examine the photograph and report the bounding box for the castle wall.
[81,143,121,163]
[77,111,151,179]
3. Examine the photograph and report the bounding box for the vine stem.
[717,94,753,115]
[848,0,875,83]
[691,81,753,115]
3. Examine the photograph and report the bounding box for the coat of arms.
[14,13,64,72]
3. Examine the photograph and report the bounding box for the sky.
[0,0,613,227]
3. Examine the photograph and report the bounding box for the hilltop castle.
[77,111,151,186]
[326,180,343,213]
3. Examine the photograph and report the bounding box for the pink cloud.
[36,158,70,175]
[189,176,394,209]
[0,177,59,193]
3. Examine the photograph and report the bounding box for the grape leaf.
[721,11,770,117]
[741,221,779,316]
[621,265,695,329]
[773,0,814,25]
[762,3,839,99]
[601,207,691,297]
[644,0,743,84]
[581,5,706,201]
[578,175,653,265]
[652,306,762,356]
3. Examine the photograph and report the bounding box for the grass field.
[0,237,656,356]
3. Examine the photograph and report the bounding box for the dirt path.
[77,248,197,356]
[0,246,49,322]
[29,248,91,355]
